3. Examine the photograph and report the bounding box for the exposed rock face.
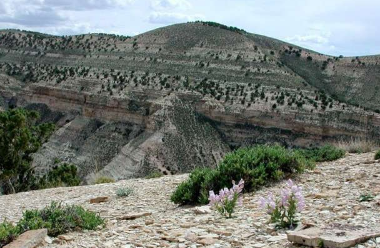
[0,22,380,180]
[15,90,230,183]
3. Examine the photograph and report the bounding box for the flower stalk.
[259,179,305,228]
[208,179,244,218]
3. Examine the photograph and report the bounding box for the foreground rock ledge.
[4,229,47,248]
[287,225,380,248]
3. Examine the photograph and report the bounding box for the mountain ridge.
[0,21,379,182]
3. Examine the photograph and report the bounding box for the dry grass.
[335,138,378,154]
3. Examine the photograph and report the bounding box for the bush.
[336,138,377,154]
[0,108,55,194]
[145,171,164,179]
[17,202,104,237]
[171,168,215,205]
[38,164,80,189]
[0,221,18,247]
[375,150,380,160]
[298,145,345,162]
[116,187,133,197]
[171,145,313,205]
[94,177,115,184]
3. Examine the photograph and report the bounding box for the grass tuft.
[375,150,380,160]
[335,138,377,154]
[116,187,133,197]
[94,176,115,184]
[0,221,18,247]
[0,202,105,246]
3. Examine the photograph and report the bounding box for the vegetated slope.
[0,22,379,182]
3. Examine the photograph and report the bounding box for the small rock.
[145,219,154,225]
[57,235,74,242]
[4,229,47,248]
[193,206,212,215]
[90,196,109,204]
[185,232,198,242]
[197,237,217,245]
[118,212,152,220]
[44,236,52,244]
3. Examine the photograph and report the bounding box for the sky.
[0,0,379,56]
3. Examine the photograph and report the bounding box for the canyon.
[0,22,379,181]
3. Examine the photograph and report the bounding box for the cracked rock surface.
[1,152,380,247]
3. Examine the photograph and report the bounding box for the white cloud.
[42,23,104,35]
[286,34,329,45]
[151,0,191,11]
[149,12,202,24]
[149,0,202,25]
[43,0,134,11]
[0,0,378,56]
[0,1,65,26]
[285,31,337,54]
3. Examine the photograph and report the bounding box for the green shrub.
[0,108,55,194]
[94,176,115,184]
[298,145,345,162]
[38,164,80,189]
[145,171,164,179]
[17,202,104,237]
[171,145,313,205]
[0,221,18,247]
[375,150,380,160]
[116,187,133,197]
[171,168,215,205]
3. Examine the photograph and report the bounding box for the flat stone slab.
[118,212,152,220]
[4,229,47,248]
[193,206,211,215]
[287,225,380,248]
[89,196,109,204]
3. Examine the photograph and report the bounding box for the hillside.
[0,22,380,182]
[1,153,380,247]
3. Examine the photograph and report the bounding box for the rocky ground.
[1,152,380,248]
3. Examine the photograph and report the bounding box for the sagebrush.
[171,145,313,205]
[17,202,104,237]
[0,221,18,247]
[0,202,104,246]
[375,150,380,160]
[94,176,115,184]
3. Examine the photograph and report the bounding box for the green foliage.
[359,193,374,202]
[116,187,133,197]
[38,164,80,189]
[194,21,246,34]
[171,168,215,205]
[94,176,115,184]
[17,202,105,237]
[0,221,18,247]
[375,150,380,160]
[0,108,55,194]
[145,171,164,179]
[171,145,313,205]
[298,145,345,162]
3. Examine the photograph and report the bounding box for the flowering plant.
[259,179,305,228]
[208,179,244,218]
